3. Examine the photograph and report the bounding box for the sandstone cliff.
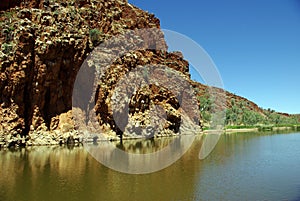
[1,0,296,148]
[0,0,201,147]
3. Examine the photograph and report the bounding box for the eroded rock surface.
[0,0,201,147]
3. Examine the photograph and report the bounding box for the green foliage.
[2,11,14,20]
[226,99,245,125]
[196,88,300,130]
[224,99,299,128]
[1,42,14,54]
[198,94,212,123]
[242,109,263,125]
[2,25,15,42]
[226,100,266,126]
[1,11,16,42]
[228,100,264,126]
[226,125,257,129]
[89,29,102,46]
[53,10,60,16]
[198,95,211,112]
[263,110,299,125]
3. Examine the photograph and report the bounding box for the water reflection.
[85,135,196,174]
[0,135,203,201]
[0,146,90,199]
[199,132,221,160]
[1,132,300,201]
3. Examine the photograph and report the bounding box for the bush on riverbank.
[198,96,300,129]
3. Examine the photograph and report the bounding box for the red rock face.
[0,0,199,146]
[192,81,263,114]
[93,49,196,137]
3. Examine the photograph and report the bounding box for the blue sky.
[128,0,300,114]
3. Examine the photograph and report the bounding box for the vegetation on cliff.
[0,0,298,148]
[194,83,300,129]
[0,0,200,148]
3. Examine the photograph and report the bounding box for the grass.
[225,125,257,129]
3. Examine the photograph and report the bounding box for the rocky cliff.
[2,0,295,148]
[0,0,201,147]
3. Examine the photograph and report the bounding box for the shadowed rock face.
[0,0,200,146]
[0,0,22,11]
[93,50,194,138]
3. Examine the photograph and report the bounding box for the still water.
[1,132,300,201]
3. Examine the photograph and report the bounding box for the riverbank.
[1,125,298,149]
[0,126,200,149]
[225,128,259,133]
[203,125,300,134]
[203,128,258,134]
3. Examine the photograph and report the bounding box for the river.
[1,131,300,201]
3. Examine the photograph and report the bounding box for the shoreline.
[0,130,203,149]
[1,126,298,149]
[225,128,259,133]
[204,125,300,134]
[203,128,259,134]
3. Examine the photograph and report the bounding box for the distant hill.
[192,81,300,127]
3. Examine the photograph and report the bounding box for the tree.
[198,95,212,123]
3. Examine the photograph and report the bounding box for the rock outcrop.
[0,0,201,147]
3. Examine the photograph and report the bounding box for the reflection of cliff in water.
[111,136,188,154]
[0,135,205,201]
[86,135,197,174]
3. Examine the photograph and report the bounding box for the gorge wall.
[0,0,200,147]
[1,0,293,148]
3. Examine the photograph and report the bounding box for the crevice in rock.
[43,88,51,128]
[22,28,36,137]
[22,82,31,137]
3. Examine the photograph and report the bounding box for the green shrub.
[1,43,13,54]
[226,125,257,129]
[89,29,102,45]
